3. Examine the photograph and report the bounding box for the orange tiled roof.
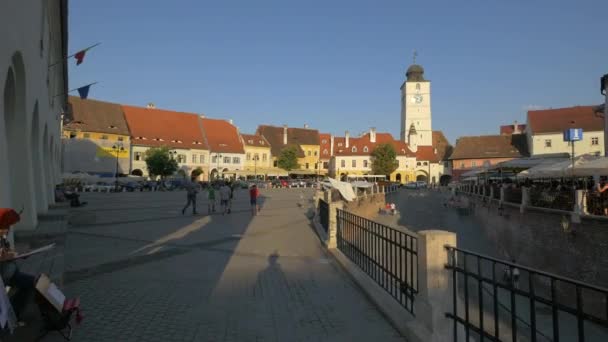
[200,118,245,154]
[448,135,528,160]
[122,105,208,149]
[241,133,270,148]
[528,106,603,134]
[66,96,130,135]
[333,132,415,157]
[319,133,332,160]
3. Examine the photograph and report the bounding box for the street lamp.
[216,153,223,180]
[254,154,259,180]
[112,142,125,191]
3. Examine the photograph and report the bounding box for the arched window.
[352,146,357,152]
[323,149,328,155]
[416,83,420,90]
[417,162,421,166]
[363,146,368,152]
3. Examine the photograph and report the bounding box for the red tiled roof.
[449,135,528,160]
[527,106,603,134]
[500,124,526,135]
[333,132,415,157]
[431,131,452,162]
[240,134,270,148]
[256,125,320,158]
[319,133,331,160]
[122,105,208,149]
[66,96,130,135]
[200,118,245,154]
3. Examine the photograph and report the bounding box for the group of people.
[181,177,261,216]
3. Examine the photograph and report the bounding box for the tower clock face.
[410,94,423,104]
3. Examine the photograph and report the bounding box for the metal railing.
[318,199,329,232]
[492,186,501,200]
[584,191,607,217]
[445,246,608,341]
[529,188,575,212]
[504,187,522,204]
[337,209,418,314]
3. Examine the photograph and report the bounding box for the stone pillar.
[521,187,530,213]
[416,230,457,341]
[327,201,343,249]
[574,189,587,220]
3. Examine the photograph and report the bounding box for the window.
[224,156,231,163]
[134,152,143,161]
[416,83,420,90]
[274,160,278,167]
[177,154,187,163]
[83,133,90,139]
[201,155,205,164]
[307,150,311,156]
[212,156,217,163]
[323,162,329,169]
[246,153,251,161]
[248,139,253,144]
[363,146,368,152]
[101,135,108,140]
[341,160,346,168]
[306,163,310,169]
[363,160,368,168]
[460,162,464,168]
[338,143,343,147]
[117,136,124,142]
[423,161,428,166]
[254,153,259,161]
[259,140,264,145]
[544,139,552,148]
[233,157,240,164]
[314,151,318,156]
[192,154,197,164]
[68,132,77,139]
[417,161,421,166]
[352,147,357,153]
[472,161,477,167]
[352,160,356,167]
[323,149,328,155]
[592,137,599,145]
[262,153,267,161]
[322,139,327,144]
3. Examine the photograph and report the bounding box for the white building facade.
[0,1,68,230]
[130,145,210,180]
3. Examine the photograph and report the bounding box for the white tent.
[518,154,599,179]
[570,157,608,177]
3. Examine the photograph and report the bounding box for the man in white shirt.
[219,183,232,215]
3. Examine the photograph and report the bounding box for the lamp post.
[216,153,223,180]
[254,154,259,180]
[112,142,125,191]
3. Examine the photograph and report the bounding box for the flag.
[74,49,87,65]
[77,85,91,99]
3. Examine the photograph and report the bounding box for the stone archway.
[415,170,429,182]
[131,169,144,176]
[395,173,402,183]
[31,102,47,213]
[2,52,37,229]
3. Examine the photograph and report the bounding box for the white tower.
[400,53,432,151]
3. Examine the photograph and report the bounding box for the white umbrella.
[519,154,598,179]
[571,157,608,177]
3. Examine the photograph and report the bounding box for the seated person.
[0,209,37,323]
[62,186,87,207]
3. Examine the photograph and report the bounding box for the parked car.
[96,182,114,192]
[405,182,418,189]
[121,182,143,192]
[416,181,428,188]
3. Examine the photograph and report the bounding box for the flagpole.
[53,81,98,98]
[48,42,101,68]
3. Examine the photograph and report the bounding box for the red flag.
[0,208,20,230]
[74,49,87,65]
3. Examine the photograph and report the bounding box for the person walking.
[182,176,199,215]
[219,182,232,215]
[249,184,260,216]
[207,184,217,214]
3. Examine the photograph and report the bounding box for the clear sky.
[69,0,608,144]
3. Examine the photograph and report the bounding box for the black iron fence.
[318,199,329,232]
[529,188,575,212]
[336,209,418,314]
[445,246,608,341]
[584,191,608,217]
[504,187,522,204]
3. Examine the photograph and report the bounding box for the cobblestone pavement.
[48,188,404,342]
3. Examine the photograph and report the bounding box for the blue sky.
[69,0,608,143]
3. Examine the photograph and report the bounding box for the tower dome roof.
[406,64,425,82]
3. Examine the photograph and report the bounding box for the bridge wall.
[467,196,608,287]
[342,192,386,218]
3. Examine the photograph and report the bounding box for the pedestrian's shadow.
[253,251,284,298]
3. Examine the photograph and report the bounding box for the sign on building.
[563,128,583,142]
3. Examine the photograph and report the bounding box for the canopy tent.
[517,154,599,179]
[491,156,569,170]
[350,181,374,188]
[568,157,608,177]
[460,169,485,178]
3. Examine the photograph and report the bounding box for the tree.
[371,143,398,177]
[277,146,300,171]
[144,147,178,179]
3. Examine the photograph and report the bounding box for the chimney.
[370,127,377,143]
[330,135,334,156]
[200,114,205,119]
[513,120,520,134]
[304,123,309,129]
[345,130,350,148]
[283,125,288,145]
[228,119,233,125]
[146,103,156,109]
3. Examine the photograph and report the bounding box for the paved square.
[53,188,404,342]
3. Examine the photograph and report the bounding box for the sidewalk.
[50,189,403,341]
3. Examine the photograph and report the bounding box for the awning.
[517,154,600,179]
[288,169,319,175]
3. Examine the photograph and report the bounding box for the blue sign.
[563,128,583,142]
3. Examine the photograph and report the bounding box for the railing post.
[417,230,457,341]
[575,190,588,215]
[521,187,530,213]
[489,186,494,199]
[327,201,343,249]
[500,186,505,205]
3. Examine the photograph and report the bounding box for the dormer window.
[363,146,369,152]
[108,125,117,129]
[352,146,357,153]
[338,143,343,147]
[248,139,253,144]
[259,140,264,145]
[401,149,405,153]
[219,143,228,147]
[322,139,327,144]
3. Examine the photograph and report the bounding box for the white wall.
[401,81,432,147]
[529,131,604,157]
[208,152,245,177]
[130,145,211,179]
[0,1,66,230]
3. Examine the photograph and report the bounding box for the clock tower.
[400,59,432,151]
